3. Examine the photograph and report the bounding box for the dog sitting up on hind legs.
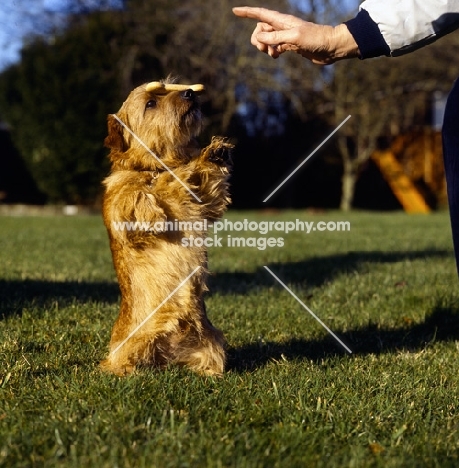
[100,77,233,376]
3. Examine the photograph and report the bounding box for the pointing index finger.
[232,6,301,30]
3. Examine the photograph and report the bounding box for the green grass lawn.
[1,210,459,467]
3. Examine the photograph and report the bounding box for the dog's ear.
[105,114,126,152]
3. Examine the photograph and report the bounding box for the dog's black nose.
[181,89,196,101]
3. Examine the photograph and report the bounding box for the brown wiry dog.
[100,78,232,376]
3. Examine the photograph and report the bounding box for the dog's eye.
[145,100,156,109]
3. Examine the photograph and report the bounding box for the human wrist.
[330,24,360,60]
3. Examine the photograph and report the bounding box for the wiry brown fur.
[100,78,232,376]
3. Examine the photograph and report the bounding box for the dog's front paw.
[205,137,233,167]
[208,146,232,165]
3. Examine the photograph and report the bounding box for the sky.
[0,1,39,69]
[0,0,124,70]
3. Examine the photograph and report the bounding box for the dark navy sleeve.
[344,9,391,59]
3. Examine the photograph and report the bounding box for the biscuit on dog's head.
[145,81,205,94]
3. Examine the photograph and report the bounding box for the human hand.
[232,6,359,64]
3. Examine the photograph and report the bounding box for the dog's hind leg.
[166,314,226,375]
[100,334,153,376]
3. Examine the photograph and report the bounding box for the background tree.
[0,0,322,205]
[322,30,459,211]
[120,0,321,134]
[1,0,459,208]
[0,10,125,203]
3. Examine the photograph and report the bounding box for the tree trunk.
[340,163,357,211]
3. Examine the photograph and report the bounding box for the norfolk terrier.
[100,78,232,376]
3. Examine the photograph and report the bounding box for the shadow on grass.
[1,248,456,371]
[221,249,457,371]
[0,279,120,319]
[209,249,454,295]
[1,249,451,319]
[227,305,459,372]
